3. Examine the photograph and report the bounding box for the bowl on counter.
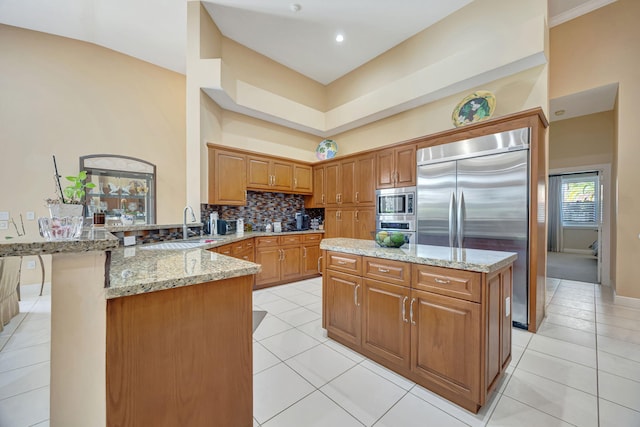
[374,231,407,248]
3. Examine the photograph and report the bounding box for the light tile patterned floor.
[2,277,640,426]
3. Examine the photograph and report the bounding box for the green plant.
[62,170,96,204]
[47,156,96,205]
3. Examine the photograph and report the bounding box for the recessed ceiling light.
[336,34,344,43]
[554,109,566,116]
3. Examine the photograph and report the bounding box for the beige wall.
[550,0,640,298]
[549,111,614,170]
[0,24,187,284]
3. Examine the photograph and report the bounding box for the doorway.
[547,165,610,284]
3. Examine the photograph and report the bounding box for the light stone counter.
[0,228,119,257]
[107,246,260,299]
[320,238,517,273]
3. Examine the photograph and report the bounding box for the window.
[561,173,599,227]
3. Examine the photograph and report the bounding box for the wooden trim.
[207,142,314,166]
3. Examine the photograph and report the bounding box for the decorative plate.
[315,139,338,160]
[452,91,496,127]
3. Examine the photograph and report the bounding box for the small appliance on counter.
[216,219,237,235]
[295,212,310,230]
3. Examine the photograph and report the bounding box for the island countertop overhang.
[319,238,517,273]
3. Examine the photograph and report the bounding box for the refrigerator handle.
[449,192,456,248]
[457,191,465,249]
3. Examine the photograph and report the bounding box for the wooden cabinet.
[208,148,247,205]
[325,207,375,240]
[301,234,322,277]
[211,239,255,262]
[325,269,362,347]
[376,145,416,189]
[307,153,376,208]
[323,250,513,414]
[247,156,293,192]
[254,234,320,289]
[293,164,313,194]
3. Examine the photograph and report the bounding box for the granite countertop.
[0,228,120,257]
[106,230,324,299]
[319,238,517,273]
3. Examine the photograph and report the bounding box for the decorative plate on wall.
[452,91,496,127]
[316,139,338,160]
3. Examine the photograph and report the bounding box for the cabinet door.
[376,148,396,189]
[311,166,325,206]
[293,164,313,195]
[247,156,271,190]
[395,146,416,187]
[325,162,340,206]
[340,158,356,205]
[209,149,247,205]
[355,154,376,205]
[325,270,362,347]
[340,209,356,239]
[410,289,481,404]
[301,243,321,277]
[281,246,302,282]
[324,209,339,238]
[353,207,375,240]
[255,247,281,287]
[362,279,411,369]
[272,160,293,191]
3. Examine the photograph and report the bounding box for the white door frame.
[549,163,611,286]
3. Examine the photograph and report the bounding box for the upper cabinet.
[208,147,247,206]
[207,144,313,204]
[307,153,376,208]
[376,145,416,189]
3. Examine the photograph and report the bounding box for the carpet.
[253,310,267,333]
[547,251,598,283]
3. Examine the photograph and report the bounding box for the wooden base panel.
[254,272,320,290]
[106,276,253,427]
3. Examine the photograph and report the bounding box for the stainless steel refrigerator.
[416,128,530,328]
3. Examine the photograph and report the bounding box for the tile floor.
[2,277,640,426]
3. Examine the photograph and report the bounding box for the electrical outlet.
[0,221,7,230]
[0,211,8,221]
[26,260,36,269]
[26,211,35,220]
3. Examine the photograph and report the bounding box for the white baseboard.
[562,249,596,256]
[613,291,640,309]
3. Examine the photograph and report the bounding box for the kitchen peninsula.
[319,238,516,413]
[0,229,261,427]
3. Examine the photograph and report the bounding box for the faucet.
[183,205,196,240]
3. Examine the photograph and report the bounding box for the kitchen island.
[0,230,261,427]
[319,238,516,413]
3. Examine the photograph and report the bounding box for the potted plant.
[46,156,96,218]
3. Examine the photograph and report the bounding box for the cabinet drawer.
[363,257,410,287]
[412,265,481,303]
[236,248,255,262]
[326,251,362,275]
[255,237,279,247]
[280,234,302,245]
[216,244,233,256]
[303,233,323,243]
[231,241,246,255]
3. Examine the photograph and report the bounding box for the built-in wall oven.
[376,186,416,243]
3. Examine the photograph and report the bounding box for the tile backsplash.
[202,191,324,232]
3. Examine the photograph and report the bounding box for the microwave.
[376,186,416,216]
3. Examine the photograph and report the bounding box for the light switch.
[0,221,7,230]
[26,211,35,220]
[26,260,36,269]
[0,212,8,221]
[124,236,136,246]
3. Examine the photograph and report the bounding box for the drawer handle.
[378,268,390,273]
[434,278,450,284]
[243,256,249,260]
[402,296,408,323]
[337,260,348,265]
[317,256,323,274]
[354,284,360,307]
